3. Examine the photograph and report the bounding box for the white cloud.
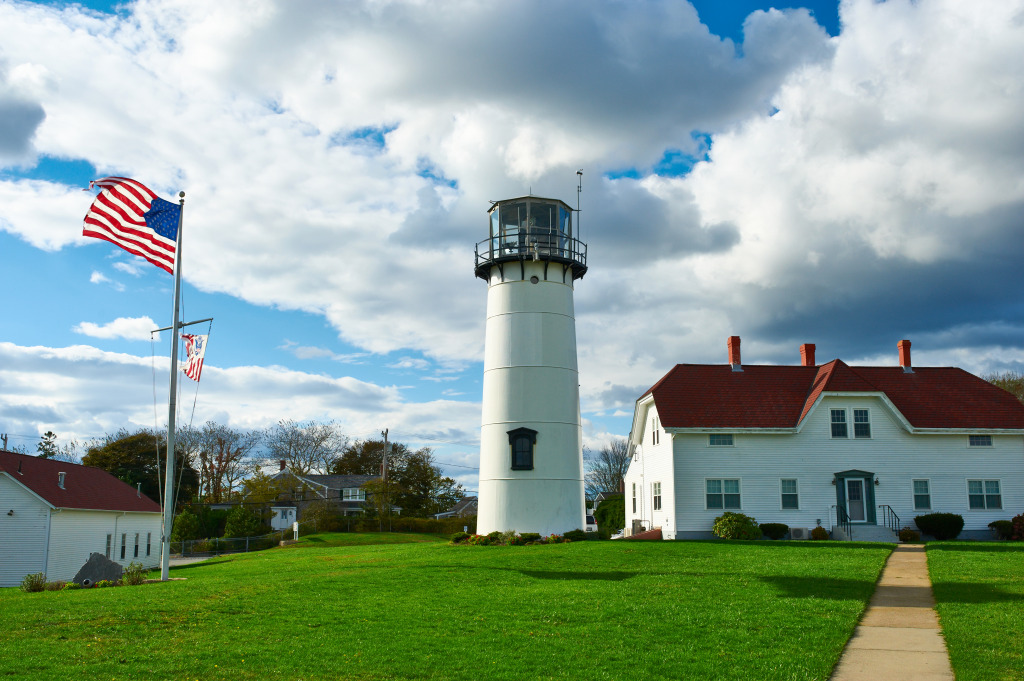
[73,316,158,341]
[89,270,125,291]
[112,261,144,276]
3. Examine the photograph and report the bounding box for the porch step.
[845,524,898,543]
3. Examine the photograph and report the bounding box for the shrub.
[915,513,964,540]
[122,562,147,586]
[1013,514,1024,541]
[759,523,789,540]
[171,508,201,542]
[593,495,625,536]
[450,531,470,544]
[62,582,82,591]
[95,580,116,588]
[989,520,1014,540]
[899,527,922,543]
[712,512,762,540]
[44,580,66,591]
[563,529,587,542]
[20,573,47,593]
[810,526,830,541]
[520,532,541,543]
[223,505,266,538]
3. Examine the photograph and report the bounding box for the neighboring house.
[0,450,162,587]
[262,461,385,527]
[435,496,478,519]
[624,338,1024,541]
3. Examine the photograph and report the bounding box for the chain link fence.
[171,519,323,558]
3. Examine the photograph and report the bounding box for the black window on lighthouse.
[508,428,537,471]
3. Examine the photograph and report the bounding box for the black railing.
[878,505,901,534]
[832,504,852,539]
[474,230,587,281]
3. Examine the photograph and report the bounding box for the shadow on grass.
[170,557,233,571]
[758,575,879,600]
[926,542,1024,554]
[932,583,1024,604]
[516,569,636,581]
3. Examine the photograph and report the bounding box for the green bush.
[122,562,147,586]
[20,573,46,593]
[915,513,964,540]
[520,532,541,543]
[810,526,830,540]
[95,580,116,588]
[899,527,922,543]
[712,512,762,540]
[989,520,1014,540]
[62,582,82,591]
[593,495,625,536]
[44,580,66,591]
[171,508,201,542]
[759,523,789,540]
[450,531,471,544]
[563,529,587,542]
[223,505,266,538]
[1013,514,1024,541]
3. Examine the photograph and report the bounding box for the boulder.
[72,552,124,586]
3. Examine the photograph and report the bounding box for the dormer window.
[58,472,66,489]
[508,428,537,470]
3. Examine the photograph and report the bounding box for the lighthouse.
[474,195,588,536]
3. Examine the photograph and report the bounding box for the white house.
[624,338,1024,541]
[0,450,162,586]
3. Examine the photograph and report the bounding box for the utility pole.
[381,428,390,532]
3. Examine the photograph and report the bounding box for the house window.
[830,409,848,438]
[969,435,992,447]
[653,482,662,511]
[343,488,366,501]
[913,480,931,510]
[120,533,127,560]
[706,479,741,510]
[709,434,733,446]
[781,479,799,510]
[105,534,112,559]
[134,533,139,558]
[147,532,151,557]
[651,417,660,445]
[968,480,1001,509]
[632,483,636,513]
[508,427,537,470]
[853,409,871,438]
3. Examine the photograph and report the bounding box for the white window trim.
[912,478,932,511]
[704,477,742,511]
[830,408,849,439]
[780,478,799,511]
[852,408,872,439]
[651,417,660,446]
[652,482,662,511]
[966,478,1002,510]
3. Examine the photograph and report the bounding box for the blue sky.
[2,0,1023,491]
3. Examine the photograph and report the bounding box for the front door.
[846,479,866,522]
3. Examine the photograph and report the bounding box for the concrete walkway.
[831,545,954,681]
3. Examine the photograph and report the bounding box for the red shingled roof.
[645,361,1024,430]
[0,450,161,513]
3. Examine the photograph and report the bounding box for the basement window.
[508,428,537,471]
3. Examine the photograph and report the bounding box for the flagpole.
[160,191,186,582]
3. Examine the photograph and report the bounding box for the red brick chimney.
[279,459,287,471]
[727,336,742,371]
[898,339,913,373]
[800,343,816,367]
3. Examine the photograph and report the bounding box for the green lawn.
[0,535,891,680]
[927,542,1024,681]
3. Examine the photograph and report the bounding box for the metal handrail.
[474,230,588,281]
[832,504,852,539]
[878,505,901,534]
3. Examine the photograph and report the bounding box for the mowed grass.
[927,542,1024,681]
[0,534,891,681]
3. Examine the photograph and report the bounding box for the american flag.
[82,177,180,273]
[181,333,208,381]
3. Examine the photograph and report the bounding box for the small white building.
[624,338,1024,541]
[0,450,162,586]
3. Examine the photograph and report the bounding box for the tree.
[331,438,410,476]
[82,429,199,504]
[264,419,348,475]
[584,437,631,498]
[986,371,1024,404]
[36,431,58,459]
[594,494,625,536]
[196,422,261,503]
[171,508,201,542]
[223,505,266,538]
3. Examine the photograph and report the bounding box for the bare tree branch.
[584,437,630,498]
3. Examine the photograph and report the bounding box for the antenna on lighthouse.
[576,170,583,241]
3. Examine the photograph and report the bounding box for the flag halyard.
[83,176,180,273]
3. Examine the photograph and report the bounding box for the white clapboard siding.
[624,403,678,536]
[0,476,50,587]
[46,510,162,581]
[670,395,1024,536]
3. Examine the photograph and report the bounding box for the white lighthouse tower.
[474,195,588,536]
